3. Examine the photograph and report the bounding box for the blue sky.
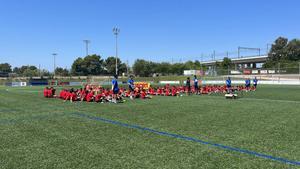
[0,0,300,71]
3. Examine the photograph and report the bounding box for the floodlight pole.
[113,27,120,75]
[83,40,91,56]
[299,62,300,81]
[278,62,281,82]
[52,53,57,77]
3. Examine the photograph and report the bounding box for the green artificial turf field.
[0,85,299,169]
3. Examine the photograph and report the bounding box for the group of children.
[43,75,258,103]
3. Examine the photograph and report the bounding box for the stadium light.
[113,27,120,75]
[83,40,91,56]
[52,53,58,77]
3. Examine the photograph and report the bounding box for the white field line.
[204,95,300,104]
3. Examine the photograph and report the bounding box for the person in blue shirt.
[112,75,119,103]
[245,78,251,90]
[194,75,199,95]
[253,77,258,89]
[128,75,135,99]
[226,77,232,93]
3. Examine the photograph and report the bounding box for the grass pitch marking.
[204,95,300,104]
[71,112,300,166]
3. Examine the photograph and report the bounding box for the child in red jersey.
[86,91,94,102]
[43,87,49,97]
[47,88,53,98]
[70,90,77,102]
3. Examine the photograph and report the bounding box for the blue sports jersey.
[253,79,258,85]
[128,79,134,88]
[226,79,231,86]
[112,79,119,91]
[245,79,250,86]
[194,78,198,86]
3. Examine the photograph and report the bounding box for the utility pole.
[52,53,57,77]
[113,27,120,76]
[83,40,91,56]
[278,62,281,82]
[127,60,129,76]
[213,50,216,76]
[299,62,300,81]
[39,64,41,77]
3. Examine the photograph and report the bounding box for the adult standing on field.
[253,77,258,89]
[112,75,119,103]
[245,78,251,90]
[226,77,232,93]
[128,75,135,99]
[194,75,199,95]
[186,77,191,95]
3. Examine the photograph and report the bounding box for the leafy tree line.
[0,64,51,77]
[1,57,232,77]
[131,58,235,77]
[132,60,205,77]
[0,54,128,77]
[71,54,127,76]
[2,36,299,77]
[264,37,300,68]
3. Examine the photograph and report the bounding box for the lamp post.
[83,40,91,56]
[113,27,120,76]
[52,53,57,77]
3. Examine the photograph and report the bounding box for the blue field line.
[71,112,300,166]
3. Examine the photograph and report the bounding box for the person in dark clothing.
[186,77,191,95]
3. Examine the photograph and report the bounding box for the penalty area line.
[71,112,300,166]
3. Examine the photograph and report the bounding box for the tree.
[55,67,69,76]
[220,57,233,69]
[82,54,104,75]
[268,37,288,61]
[13,65,38,77]
[71,54,105,76]
[104,56,127,75]
[155,62,171,75]
[133,59,153,77]
[71,57,84,75]
[286,39,300,61]
[184,61,196,70]
[40,69,52,76]
[264,37,300,68]
[170,63,184,75]
[0,63,12,73]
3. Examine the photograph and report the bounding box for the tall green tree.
[0,63,12,73]
[13,65,38,77]
[264,37,300,68]
[285,39,300,61]
[104,56,127,75]
[133,59,153,77]
[71,54,104,75]
[268,37,288,61]
[220,57,233,69]
[71,57,84,75]
[55,67,70,76]
[81,54,104,75]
